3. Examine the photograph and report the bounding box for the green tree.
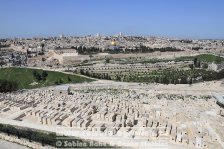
[67,77,72,82]
[0,80,19,92]
[202,63,208,69]
[42,71,48,81]
[105,58,111,63]
[189,64,194,70]
[59,78,63,84]
[194,58,198,66]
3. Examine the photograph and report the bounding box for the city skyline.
[0,0,224,39]
[0,1,224,148]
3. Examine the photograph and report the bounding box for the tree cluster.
[124,46,182,53]
[80,70,112,80]
[33,70,48,81]
[0,79,18,92]
[0,44,10,48]
[79,68,224,85]
[75,45,182,55]
[193,58,201,68]
[76,46,101,55]
[192,47,203,51]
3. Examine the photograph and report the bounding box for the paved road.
[0,139,29,149]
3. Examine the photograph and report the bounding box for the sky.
[0,0,224,39]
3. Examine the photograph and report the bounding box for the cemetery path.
[0,117,197,149]
[0,139,29,149]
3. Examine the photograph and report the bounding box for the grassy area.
[176,54,224,64]
[0,67,95,89]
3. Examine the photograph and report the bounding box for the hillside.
[0,67,95,89]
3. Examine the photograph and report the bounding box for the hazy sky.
[0,0,224,39]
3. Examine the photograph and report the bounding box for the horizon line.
[1,34,224,41]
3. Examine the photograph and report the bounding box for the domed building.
[111,41,116,46]
[109,39,122,51]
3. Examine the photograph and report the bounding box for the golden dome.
[111,41,116,46]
